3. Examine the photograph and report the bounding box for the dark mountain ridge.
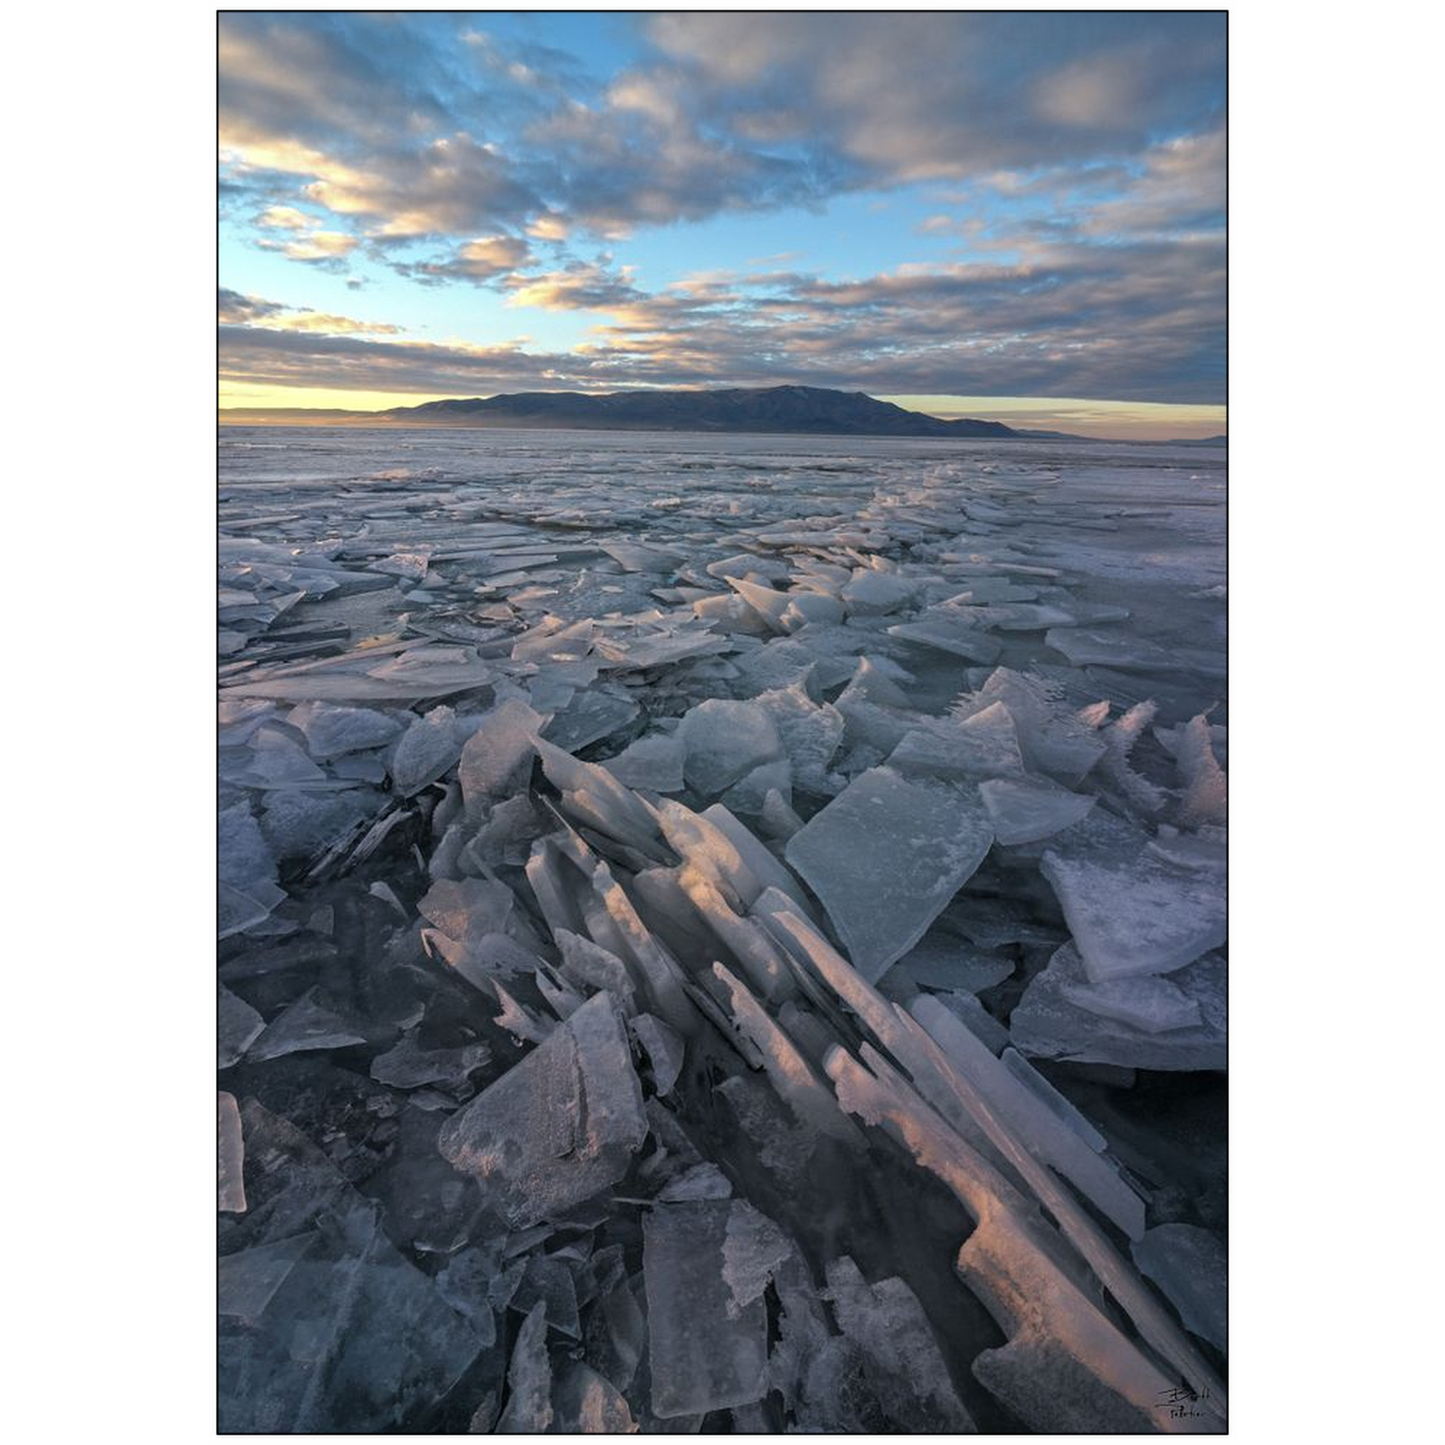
[382,385,1025,438]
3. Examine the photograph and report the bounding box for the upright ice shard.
[218,1091,246,1213]
[962,670,1106,783]
[497,1302,553,1432]
[753,681,845,794]
[1174,713,1228,829]
[551,1361,638,1432]
[909,993,1146,1240]
[218,801,285,939]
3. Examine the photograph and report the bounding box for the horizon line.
[215,385,1226,443]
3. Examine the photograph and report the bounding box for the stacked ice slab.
[219,431,1227,1431]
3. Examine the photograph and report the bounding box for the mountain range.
[378,385,1027,437]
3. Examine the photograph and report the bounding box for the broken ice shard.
[754,681,844,793]
[497,1301,553,1431]
[1131,1224,1228,1352]
[219,1233,316,1326]
[390,705,465,796]
[551,1361,638,1432]
[887,701,1026,782]
[457,697,544,806]
[678,698,783,796]
[1041,835,1226,981]
[602,732,686,793]
[841,567,915,615]
[219,1199,485,1432]
[371,551,430,582]
[438,992,647,1227]
[542,687,639,749]
[785,766,994,980]
[247,986,369,1061]
[888,615,1002,663]
[643,1200,769,1417]
[218,983,264,1069]
[1011,944,1226,1071]
[1061,974,1203,1033]
[218,801,285,939]
[629,1013,685,1096]
[368,1030,491,1090]
[1046,626,1226,678]
[908,993,1146,1240]
[287,700,403,760]
[721,1200,793,1316]
[885,932,1014,994]
[963,669,1106,783]
[823,1255,975,1431]
[979,775,1095,844]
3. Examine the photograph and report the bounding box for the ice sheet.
[219,429,1226,1430]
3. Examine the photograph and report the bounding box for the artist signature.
[1155,1383,1214,1419]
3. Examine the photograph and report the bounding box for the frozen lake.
[219,425,1228,1432]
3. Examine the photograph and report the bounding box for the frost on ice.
[218,429,1227,1431]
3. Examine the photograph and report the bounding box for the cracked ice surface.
[218,429,1226,1432]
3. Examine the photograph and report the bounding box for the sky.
[218,11,1226,439]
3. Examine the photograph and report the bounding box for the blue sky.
[219,11,1226,437]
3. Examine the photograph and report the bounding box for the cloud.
[644,13,1224,182]
[218,289,284,325]
[218,289,399,336]
[218,15,1225,402]
[218,13,1215,251]
[219,13,542,248]
[259,230,359,264]
[219,324,612,395]
[256,205,313,231]
[503,260,645,312]
[219,212,1224,404]
[247,193,365,267]
[526,214,569,241]
[394,234,535,285]
[1081,129,1226,239]
[219,13,1223,244]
